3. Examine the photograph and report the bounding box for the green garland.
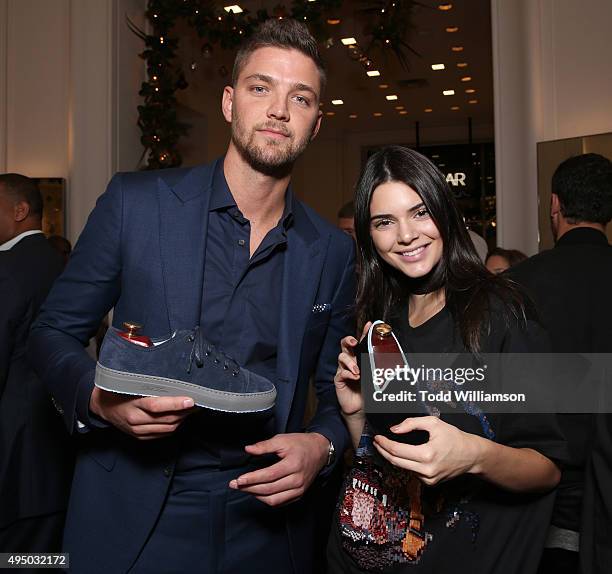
[133,0,420,169]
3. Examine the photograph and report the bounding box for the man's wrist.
[308,432,333,468]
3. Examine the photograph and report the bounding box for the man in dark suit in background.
[29,19,354,574]
[0,174,74,552]
[509,153,612,574]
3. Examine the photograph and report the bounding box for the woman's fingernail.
[183,398,195,408]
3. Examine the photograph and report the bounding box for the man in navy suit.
[30,19,354,573]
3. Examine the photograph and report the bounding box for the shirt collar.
[210,157,295,231]
[555,227,609,248]
[0,229,44,251]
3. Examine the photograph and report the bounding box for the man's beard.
[231,114,313,177]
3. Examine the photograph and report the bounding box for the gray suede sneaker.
[95,326,276,413]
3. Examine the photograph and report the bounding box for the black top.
[510,228,612,534]
[328,299,567,574]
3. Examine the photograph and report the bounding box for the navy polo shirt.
[176,160,294,469]
[199,160,293,385]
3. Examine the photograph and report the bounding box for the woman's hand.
[373,416,479,486]
[373,416,560,492]
[334,322,371,417]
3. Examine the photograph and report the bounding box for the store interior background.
[1,0,611,256]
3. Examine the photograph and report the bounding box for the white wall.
[492,0,612,254]
[0,0,146,243]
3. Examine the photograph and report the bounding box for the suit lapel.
[158,162,216,332]
[275,204,327,432]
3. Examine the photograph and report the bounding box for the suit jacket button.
[163,467,172,477]
[51,397,64,414]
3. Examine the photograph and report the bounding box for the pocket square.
[312,303,330,313]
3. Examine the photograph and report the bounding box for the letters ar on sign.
[446,172,466,186]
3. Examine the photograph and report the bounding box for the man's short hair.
[337,201,355,219]
[552,153,612,225]
[0,173,43,217]
[232,18,326,94]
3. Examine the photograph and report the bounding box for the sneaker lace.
[186,327,240,376]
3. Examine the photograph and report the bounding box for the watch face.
[327,442,336,465]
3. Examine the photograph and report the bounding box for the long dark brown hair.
[354,146,529,354]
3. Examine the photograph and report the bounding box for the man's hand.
[89,386,196,440]
[228,432,329,507]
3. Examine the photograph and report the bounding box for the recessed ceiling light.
[465,88,476,93]
[446,26,459,33]
[378,84,389,89]
[468,99,478,104]
[373,112,383,117]
[331,99,344,105]
[325,111,335,116]
[349,114,358,119]
[367,70,381,77]
[399,110,408,115]
[438,3,453,10]
[451,106,460,110]
[457,62,468,68]
[443,89,455,96]
[341,37,357,45]
[386,94,398,100]
[460,76,472,82]
[395,105,405,110]
[431,63,445,70]
[224,5,243,14]
[424,108,433,113]
[451,46,464,52]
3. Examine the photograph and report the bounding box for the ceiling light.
[378,84,389,89]
[325,111,335,116]
[460,76,472,82]
[468,99,478,104]
[451,46,464,52]
[331,99,344,105]
[424,108,433,113]
[457,62,468,68]
[399,110,408,115]
[431,64,445,70]
[386,94,398,100]
[224,5,243,14]
[367,70,381,77]
[349,114,358,119]
[465,88,476,93]
[341,37,357,45]
[451,106,460,110]
[395,105,405,110]
[446,26,459,33]
[438,3,453,10]
[373,112,383,117]
[327,17,341,25]
[443,89,455,96]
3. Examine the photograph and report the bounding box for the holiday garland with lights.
[133,0,421,169]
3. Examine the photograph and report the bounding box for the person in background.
[0,174,74,555]
[509,153,612,574]
[337,200,356,240]
[47,235,72,267]
[485,247,528,274]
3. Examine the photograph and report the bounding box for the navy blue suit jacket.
[29,159,354,573]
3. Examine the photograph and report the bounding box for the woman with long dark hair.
[327,146,566,574]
